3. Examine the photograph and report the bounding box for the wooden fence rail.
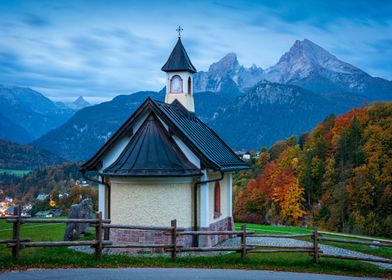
[6,218,111,224]
[318,237,392,248]
[318,231,392,244]
[0,205,113,259]
[1,205,391,265]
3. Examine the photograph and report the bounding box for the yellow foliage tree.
[272,167,306,225]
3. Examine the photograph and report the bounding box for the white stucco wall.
[199,171,209,227]
[109,177,194,227]
[98,183,106,216]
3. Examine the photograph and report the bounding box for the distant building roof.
[103,113,202,177]
[35,211,50,216]
[35,209,62,217]
[161,38,197,73]
[36,194,48,201]
[5,206,15,214]
[81,98,249,174]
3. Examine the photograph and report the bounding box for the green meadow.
[0,220,391,277]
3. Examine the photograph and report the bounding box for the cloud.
[0,0,391,102]
[22,13,51,27]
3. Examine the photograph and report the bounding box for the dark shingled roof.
[102,113,201,177]
[161,38,197,73]
[81,98,249,175]
[154,100,248,171]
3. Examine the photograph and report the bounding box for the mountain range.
[2,39,391,162]
[262,39,392,100]
[0,86,90,143]
[194,39,392,101]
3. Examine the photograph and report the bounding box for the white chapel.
[81,32,249,247]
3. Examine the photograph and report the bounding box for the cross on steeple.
[176,25,183,38]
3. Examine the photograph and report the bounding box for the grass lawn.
[235,223,392,259]
[0,169,31,177]
[0,220,391,277]
[235,223,312,235]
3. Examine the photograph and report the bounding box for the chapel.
[81,32,249,247]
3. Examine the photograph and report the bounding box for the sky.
[0,0,391,103]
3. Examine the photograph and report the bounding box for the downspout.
[82,173,111,220]
[193,170,224,247]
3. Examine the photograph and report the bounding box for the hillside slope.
[0,113,33,143]
[0,85,75,140]
[32,91,164,161]
[0,139,65,170]
[234,102,392,237]
[210,81,365,149]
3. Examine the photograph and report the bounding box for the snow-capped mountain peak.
[193,53,263,92]
[208,52,240,76]
[72,96,91,109]
[264,39,365,84]
[55,96,91,111]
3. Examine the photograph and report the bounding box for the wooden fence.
[1,205,392,265]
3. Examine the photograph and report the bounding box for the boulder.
[64,198,93,241]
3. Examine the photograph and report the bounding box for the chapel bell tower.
[161,26,197,112]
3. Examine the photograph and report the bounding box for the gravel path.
[72,237,391,270]
[220,237,392,270]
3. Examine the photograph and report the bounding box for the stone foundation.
[108,216,233,254]
[198,216,234,247]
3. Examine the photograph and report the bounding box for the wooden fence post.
[12,205,21,260]
[171,219,177,262]
[95,212,103,259]
[240,224,247,261]
[312,226,319,263]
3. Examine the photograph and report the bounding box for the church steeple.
[162,29,196,112]
[161,38,197,73]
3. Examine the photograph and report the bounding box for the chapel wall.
[110,178,193,228]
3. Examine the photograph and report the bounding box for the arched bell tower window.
[188,77,192,95]
[214,181,221,218]
[170,75,183,93]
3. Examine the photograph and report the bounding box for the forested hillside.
[0,162,98,214]
[0,139,65,169]
[0,162,83,201]
[234,102,392,237]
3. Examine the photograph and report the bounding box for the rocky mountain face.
[263,39,392,100]
[0,85,75,141]
[193,39,392,101]
[193,53,264,92]
[210,81,365,149]
[56,96,91,110]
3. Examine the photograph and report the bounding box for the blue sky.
[0,0,391,103]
